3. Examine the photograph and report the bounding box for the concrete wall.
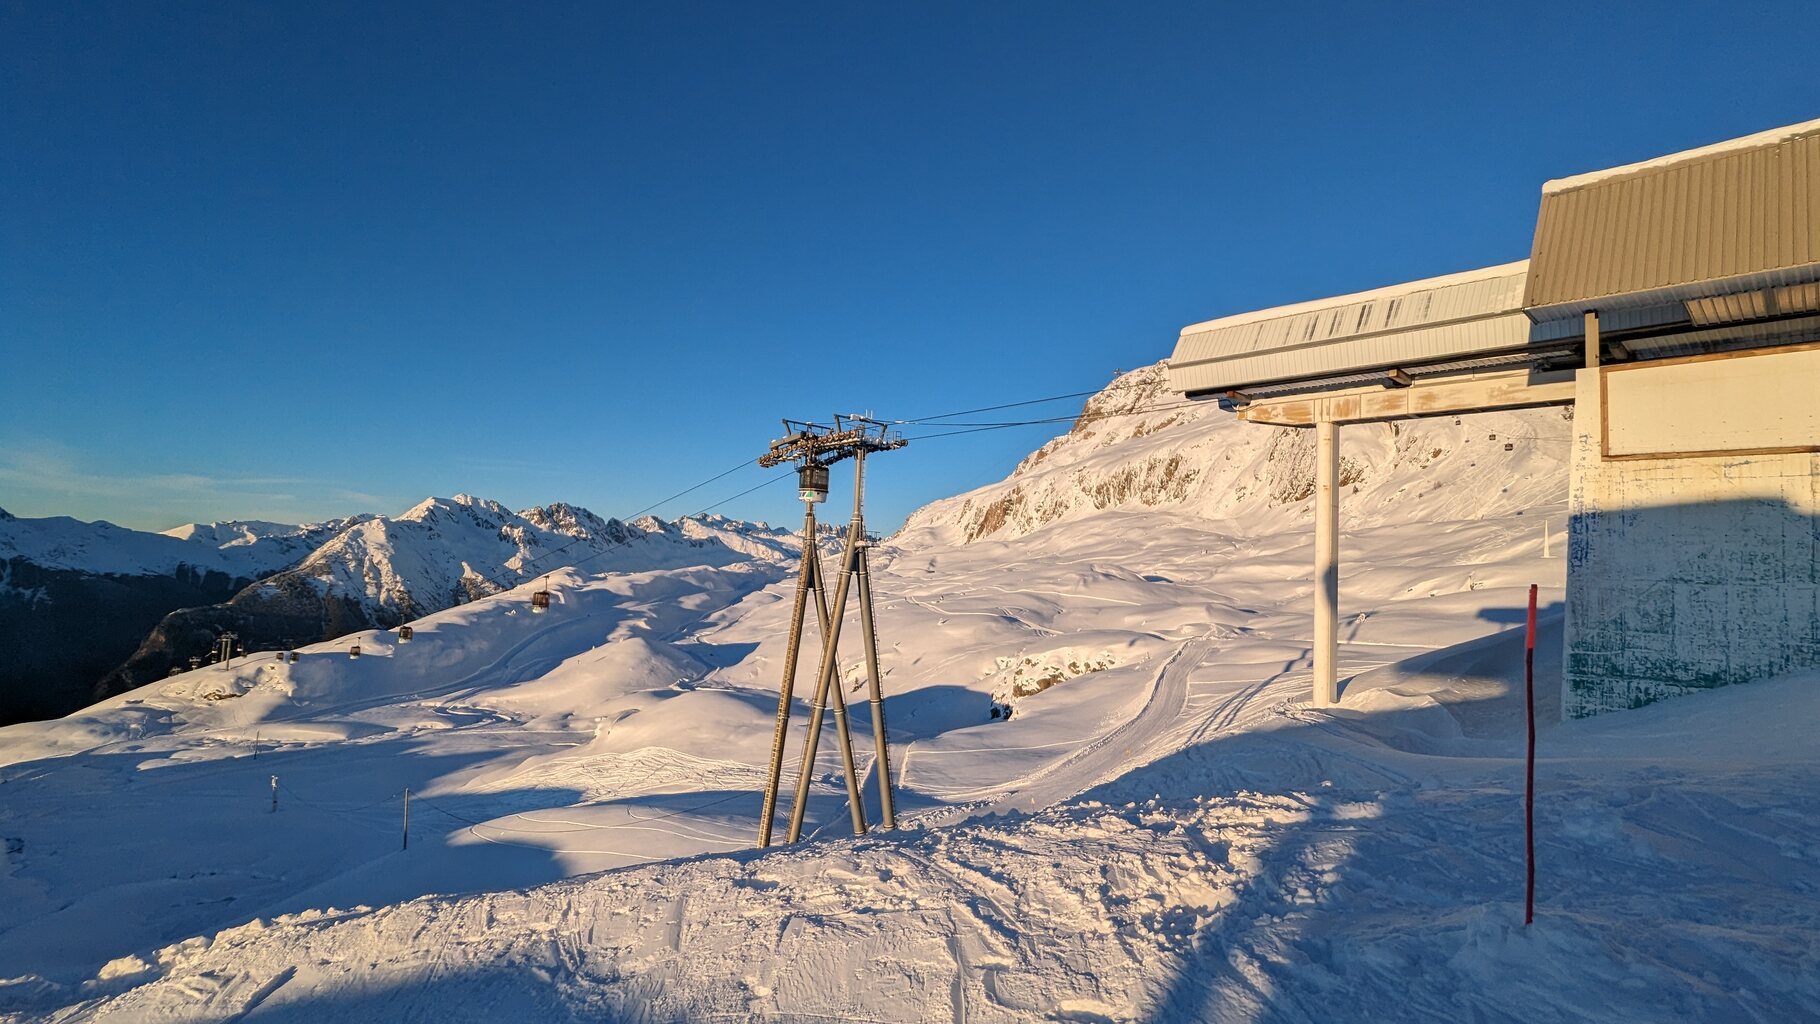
[1565,357,1820,717]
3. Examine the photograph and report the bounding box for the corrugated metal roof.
[1525,119,1820,321]
[1168,262,1535,395]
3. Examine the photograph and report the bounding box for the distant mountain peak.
[400,494,514,524]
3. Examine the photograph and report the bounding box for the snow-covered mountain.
[1,508,362,580]
[0,509,365,725]
[1,366,1812,1022]
[277,494,794,622]
[99,495,800,697]
[901,363,1574,545]
[157,518,376,578]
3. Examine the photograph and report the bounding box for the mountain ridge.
[1,496,795,723]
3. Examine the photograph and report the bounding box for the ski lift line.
[456,459,779,599]
[475,457,754,583]
[900,396,1223,436]
[910,393,1236,427]
[902,403,1581,443]
[622,458,757,520]
[891,378,1154,424]
[901,382,1587,436]
[909,391,1277,430]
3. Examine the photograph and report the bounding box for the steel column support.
[1313,417,1340,707]
[823,537,870,837]
[757,505,822,847]
[853,500,896,826]
[786,503,864,843]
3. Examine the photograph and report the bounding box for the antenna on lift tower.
[754,415,908,847]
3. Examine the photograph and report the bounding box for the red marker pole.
[1524,582,1538,926]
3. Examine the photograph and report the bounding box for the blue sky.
[4,2,1817,532]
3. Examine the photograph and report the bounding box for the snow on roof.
[1176,260,1529,337]
[1543,117,1820,195]
[1168,261,1534,395]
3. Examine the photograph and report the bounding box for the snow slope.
[48,666,1818,1023]
[0,366,1812,1022]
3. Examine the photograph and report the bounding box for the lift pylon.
[755,425,867,847]
[752,416,906,846]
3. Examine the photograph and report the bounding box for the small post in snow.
[1524,583,1538,926]
[252,730,259,760]
[402,788,410,851]
[270,775,279,814]
[1542,519,1551,558]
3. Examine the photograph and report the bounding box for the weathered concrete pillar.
[1314,417,1340,706]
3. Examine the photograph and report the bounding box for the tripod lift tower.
[755,420,866,847]
[755,415,908,847]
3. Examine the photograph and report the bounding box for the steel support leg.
[1314,418,1340,706]
[797,541,867,837]
[757,507,820,847]
[825,573,870,838]
[855,544,896,828]
[786,532,861,843]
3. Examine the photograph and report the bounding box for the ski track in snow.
[982,637,1207,817]
[1,372,1815,1022]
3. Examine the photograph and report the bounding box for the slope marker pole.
[1524,582,1538,926]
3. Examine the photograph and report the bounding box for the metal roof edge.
[1542,117,1820,196]
[1524,261,1820,322]
[1175,260,1530,338]
[1170,309,1536,370]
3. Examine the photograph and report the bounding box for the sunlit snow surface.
[2,368,1815,1021]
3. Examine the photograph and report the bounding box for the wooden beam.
[1584,310,1601,369]
[1237,368,1576,427]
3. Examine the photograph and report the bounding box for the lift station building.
[1169,118,1820,717]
